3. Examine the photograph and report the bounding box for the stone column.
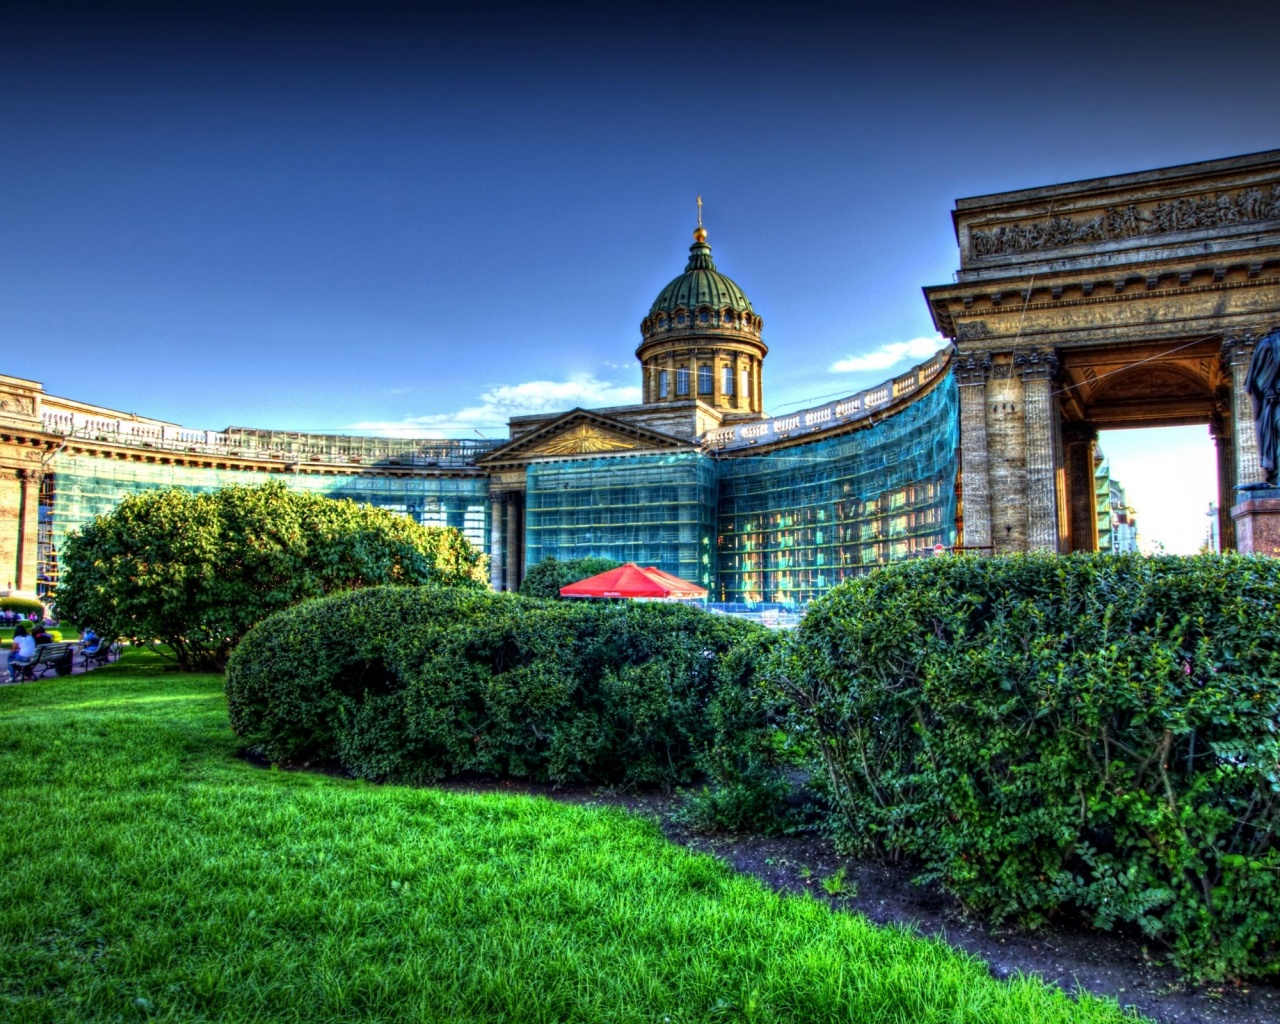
[1211,415,1236,551]
[1061,421,1099,553]
[489,493,506,591]
[14,470,34,591]
[954,355,993,550]
[505,493,524,591]
[1223,334,1261,489]
[1016,349,1062,552]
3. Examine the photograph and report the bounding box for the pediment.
[476,408,692,466]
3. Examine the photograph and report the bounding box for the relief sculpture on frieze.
[970,182,1280,258]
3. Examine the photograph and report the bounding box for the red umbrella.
[559,563,707,600]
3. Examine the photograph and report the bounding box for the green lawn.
[0,658,1145,1023]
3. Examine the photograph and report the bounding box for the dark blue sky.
[3,1,1277,438]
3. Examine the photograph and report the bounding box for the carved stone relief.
[955,321,991,342]
[970,182,1280,258]
[530,424,638,456]
[0,395,35,416]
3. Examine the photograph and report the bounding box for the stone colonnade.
[488,491,525,592]
[0,468,40,591]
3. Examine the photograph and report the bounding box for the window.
[723,366,734,395]
[676,368,690,396]
[658,370,669,398]
[698,364,713,395]
[698,310,710,323]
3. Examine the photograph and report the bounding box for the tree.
[56,481,488,671]
[519,556,623,599]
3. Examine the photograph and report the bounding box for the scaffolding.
[715,375,958,605]
[38,456,491,594]
[525,452,718,589]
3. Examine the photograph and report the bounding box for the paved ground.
[0,645,104,684]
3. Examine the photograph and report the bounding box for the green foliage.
[57,481,488,672]
[226,586,785,793]
[519,555,624,599]
[0,665,1140,1024]
[781,553,1280,981]
[0,596,43,616]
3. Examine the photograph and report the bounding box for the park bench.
[14,642,77,680]
[82,642,120,670]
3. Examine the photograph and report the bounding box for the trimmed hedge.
[780,553,1280,980]
[519,556,623,599]
[0,597,44,616]
[226,587,780,792]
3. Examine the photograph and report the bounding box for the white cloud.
[348,375,643,438]
[829,336,946,374]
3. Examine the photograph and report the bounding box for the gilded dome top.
[648,232,756,317]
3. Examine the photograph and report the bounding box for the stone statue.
[1245,328,1280,487]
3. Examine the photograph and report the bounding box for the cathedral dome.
[637,222,767,417]
[640,227,763,340]
[648,232,756,318]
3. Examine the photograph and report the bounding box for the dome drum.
[640,306,763,340]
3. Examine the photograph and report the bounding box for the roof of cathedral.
[648,229,755,316]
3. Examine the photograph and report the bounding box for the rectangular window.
[698,364,713,395]
[676,368,690,396]
[658,369,669,398]
[723,366,734,395]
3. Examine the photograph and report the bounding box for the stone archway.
[1055,341,1233,552]
[926,151,1280,553]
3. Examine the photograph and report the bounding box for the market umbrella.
[559,563,707,600]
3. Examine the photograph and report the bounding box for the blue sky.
[2,2,1275,551]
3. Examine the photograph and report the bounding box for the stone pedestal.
[1230,488,1280,556]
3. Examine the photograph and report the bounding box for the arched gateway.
[924,150,1280,554]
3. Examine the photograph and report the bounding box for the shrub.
[58,481,488,671]
[780,553,1280,980]
[0,597,44,616]
[226,587,783,793]
[519,556,623,599]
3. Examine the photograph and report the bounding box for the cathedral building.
[13,148,1271,606]
[0,222,957,607]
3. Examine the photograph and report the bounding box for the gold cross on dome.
[696,195,703,228]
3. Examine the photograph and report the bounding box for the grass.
[0,657,1146,1024]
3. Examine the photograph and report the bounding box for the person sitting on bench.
[9,626,35,682]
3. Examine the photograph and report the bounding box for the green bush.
[226,587,784,793]
[519,556,623,599]
[57,481,488,671]
[0,597,44,616]
[780,553,1280,980]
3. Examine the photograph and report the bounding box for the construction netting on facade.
[525,452,718,590]
[714,373,958,604]
[37,457,490,595]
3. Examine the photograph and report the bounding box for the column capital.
[1061,420,1098,445]
[1015,348,1060,382]
[1222,331,1258,367]
[954,354,992,387]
